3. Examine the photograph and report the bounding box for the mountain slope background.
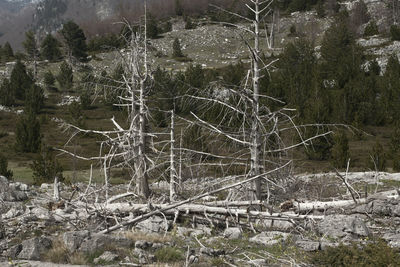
[0,0,233,50]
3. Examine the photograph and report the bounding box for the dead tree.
[59,5,157,199]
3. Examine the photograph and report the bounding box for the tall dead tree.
[59,4,156,199]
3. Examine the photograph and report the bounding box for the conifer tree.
[2,42,14,61]
[43,70,56,90]
[0,79,14,106]
[41,34,62,61]
[9,60,33,100]
[30,145,63,185]
[15,109,41,153]
[24,84,44,114]
[331,131,350,168]
[172,38,184,58]
[23,30,39,78]
[56,61,73,91]
[175,0,184,16]
[0,154,13,180]
[147,13,159,39]
[368,141,386,171]
[60,21,88,62]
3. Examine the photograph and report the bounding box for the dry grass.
[68,252,88,265]
[124,230,172,243]
[42,239,69,263]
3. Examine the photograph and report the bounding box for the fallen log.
[287,189,399,213]
[98,162,297,234]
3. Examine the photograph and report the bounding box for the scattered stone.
[249,231,290,246]
[63,231,90,252]
[223,227,242,239]
[200,247,225,257]
[136,216,169,234]
[383,233,400,248]
[79,233,134,253]
[295,240,320,252]
[0,176,27,201]
[317,215,370,239]
[93,251,119,264]
[17,237,52,260]
[135,240,152,250]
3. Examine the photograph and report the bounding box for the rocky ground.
[1,171,400,266]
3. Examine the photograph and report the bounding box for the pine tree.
[2,42,14,62]
[41,34,62,61]
[175,0,184,16]
[15,109,41,153]
[331,131,350,168]
[30,145,63,185]
[0,154,13,180]
[43,70,56,90]
[56,61,73,91]
[147,13,159,39]
[172,38,184,58]
[9,60,33,100]
[23,30,39,78]
[60,21,88,62]
[0,79,14,106]
[369,141,386,171]
[24,84,44,114]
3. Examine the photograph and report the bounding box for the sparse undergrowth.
[310,240,400,266]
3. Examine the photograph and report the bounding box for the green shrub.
[364,21,379,37]
[30,145,63,185]
[368,141,386,171]
[0,154,13,180]
[154,247,183,263]
[390,25,400,41]
[310,240,400,266]
[331,131,350,168]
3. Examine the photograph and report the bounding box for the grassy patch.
[310,240,400,266]
[154,247,184,263]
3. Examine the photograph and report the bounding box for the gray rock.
[0,176,11,201]
[223,227,242,239]
[7,244,22,259]
[200,247,225,257]
[249,259,267,266]
[3,206,24,219]
[63,230,90,252]
[0,176,28,202]
[135,240,152,250]
[79,233,134,253]
[17,237,52,260]
[93,251,118,264]
[136,216,169,234]
[383,233,400,248]
[317,215,370,239]
[249,231,290,246]
[295,240,320,251]
[63,231,134,253]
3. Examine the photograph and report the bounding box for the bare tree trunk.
[170,110,177,201]
[250,0,263,201]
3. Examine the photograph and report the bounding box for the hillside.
[2,0,400,266]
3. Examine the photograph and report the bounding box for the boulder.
[136,216,169,234]
[0,176,28,202]
[383,233,400,248]
[135,240,152,250]
[249,231,290,246]
[63,230,90,252]
[317,215,370,239]
[93,251,119,264]
[295,240,320,252]
[79,233,134,253]
[223,227,242,239]
[17,237,52,260]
